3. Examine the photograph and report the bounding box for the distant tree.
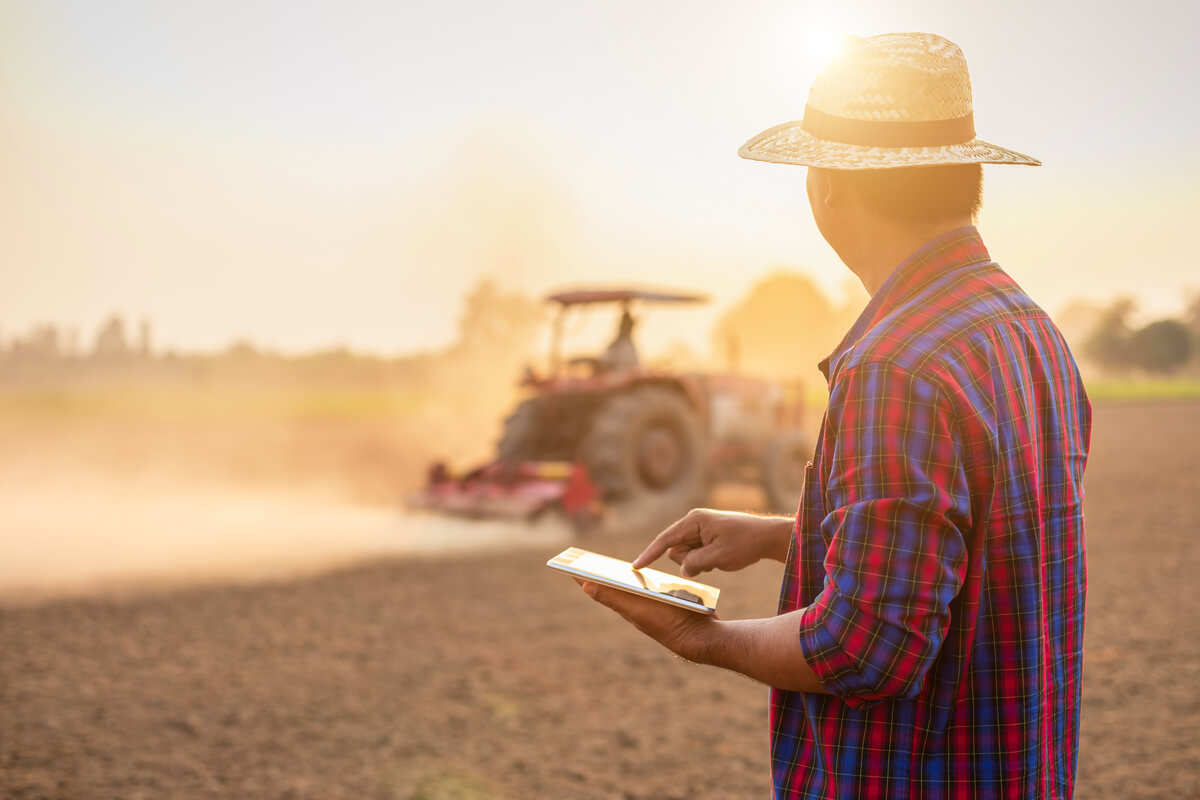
[1129,319,1192,374]
[439,278,546,402]
[93,315,129,359]
[138,318,153,357]
[1083,297,1136,372]
[1184,292,1200,338]
[65,327,81,358]
[1055,300,1106,353]
[225,340,260,360]
[712,271,857,380]
[1185,292,1200,373]
[452,278,544,359]
[28,325,61,358]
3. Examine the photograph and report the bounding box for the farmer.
[602,307,641,373]
[579,32,1092,799]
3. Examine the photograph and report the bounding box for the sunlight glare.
[802,19,847,72]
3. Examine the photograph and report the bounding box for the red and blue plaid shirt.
[772,227,1092,799]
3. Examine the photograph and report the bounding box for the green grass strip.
[1085,378,1200,401]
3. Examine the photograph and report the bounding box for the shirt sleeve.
[797,362,971,708]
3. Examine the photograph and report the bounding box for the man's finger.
[583,583,643,618]
[632,525,685,568]
[680,546,719,577]
[580,581,623,611]
[633,513,700,568]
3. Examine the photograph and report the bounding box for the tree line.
[1077,295,1199,376]
[5,277,1196,386]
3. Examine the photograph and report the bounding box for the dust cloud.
[0,268,564,604]
[0,467,570,603]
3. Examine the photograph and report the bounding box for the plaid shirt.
[771,227,1091,799]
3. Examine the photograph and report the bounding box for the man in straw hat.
[580,32,1092,798]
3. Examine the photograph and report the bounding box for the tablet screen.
[548,547,719,613]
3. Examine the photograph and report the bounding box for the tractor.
[409,287,812,530]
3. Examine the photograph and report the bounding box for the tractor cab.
[520,288,708,391]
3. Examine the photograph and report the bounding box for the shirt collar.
[818,226,992,383]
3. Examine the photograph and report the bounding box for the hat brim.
[739,120,1041,169]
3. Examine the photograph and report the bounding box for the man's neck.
[844,217,974,296]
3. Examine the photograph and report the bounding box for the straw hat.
[739,32,1040,169]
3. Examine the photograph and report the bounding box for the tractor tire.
[761,431,813,515]
[582,386,706,521]
[497,399,539,463]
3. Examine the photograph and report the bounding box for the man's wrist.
[757,515,795,563]
[690,614,830,694]
[693,618,733,669]
[700,618,762,673]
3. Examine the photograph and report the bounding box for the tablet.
[547,546,719,615]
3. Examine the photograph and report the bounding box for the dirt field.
[2,400,1198,799]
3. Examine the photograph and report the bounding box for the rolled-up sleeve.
[797,362,971,708]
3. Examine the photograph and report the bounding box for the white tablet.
[547,546,719,615]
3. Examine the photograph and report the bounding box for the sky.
[1,0,1197,356]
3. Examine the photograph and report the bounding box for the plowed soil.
[2,400,1198,799]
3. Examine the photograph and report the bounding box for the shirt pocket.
[799,461,827,541]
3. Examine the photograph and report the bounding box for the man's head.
[806,163,983,263]
[817,164,983,226]
[741,32,1033,286]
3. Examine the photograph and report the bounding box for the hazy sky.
[2,0,1197,355]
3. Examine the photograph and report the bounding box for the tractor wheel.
[761,431,812,515]
[582,386,706,521]
[497,399,538,463]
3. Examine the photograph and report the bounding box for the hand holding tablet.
[547,547,720,614]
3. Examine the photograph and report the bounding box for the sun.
[802,20,848,72]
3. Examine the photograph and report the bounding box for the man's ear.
[819,168,843,210]
[807,166,841,212]
[806,167,832,214]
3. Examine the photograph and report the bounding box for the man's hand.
[632,508,793,577]
[576,579,718,663]
[572,507,828,693]
[576,578,830,694]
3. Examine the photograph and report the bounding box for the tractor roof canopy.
[546,288,709,306]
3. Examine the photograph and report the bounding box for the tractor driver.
[602,308,640,373]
